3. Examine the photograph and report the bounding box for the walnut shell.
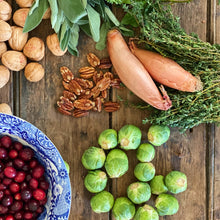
[0,20,12,42]
[15,0,34,8]
[46,33,67,56]
[0,103,12,115]
[2,51,27,71]
[8,26,28,51]
[43,8,51,19]
[0,0,12,21]
[0,42,7,58]
[13,8,29,28]
[0,65,10,88]
[23,37,45,61]
[24,62,45,82]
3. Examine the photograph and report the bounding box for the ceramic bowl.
[0,113,71,219]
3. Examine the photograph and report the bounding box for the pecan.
[57,96,74,111]
[74,78,93,89]
[94,97,102,112]
[78,89,92,99]
[93,71,103,84]
[57,107,72,116]
[69,79,83,95]
[91,86,100,98]
[103,101,120,112]
[74,99,95,111]
[87,53,100,67]
[98,57,112,69]
[62,81,71,91]
[63,90,77,101]
[60,66,74,82]
[104,72,114,80]
[111,78,122,89]
[79,66,96,79]
[72,109,89,118]
[101,90,108,99]
[96,77,111,91]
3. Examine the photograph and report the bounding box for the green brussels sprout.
[64,161,70,174]
[98,129,118,150]
[134,204,159,220]
[165,171,187,194]
[112,197,135,220]
[81,146,106,170]
[84,170,108,193]
[155,194,179,216]
[118,125,142,150]
[127,182,151,204]
[136,143,155,162]
[90,191,114,213]
[147,125,170,146]
[150,175,168,195]
[105,149,128,178]
[134,162,155,182]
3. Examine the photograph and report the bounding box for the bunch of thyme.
[123,0,220,131]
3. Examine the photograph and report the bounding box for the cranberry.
[9,182,20,194]
[5,215,14,220]
[22,164,29,172]
[0,204,8,214]
[24,211,33,219]
[13,142,23,151]
[0,217,4,220]
[0,162,5,173]
[29,178,38,189]
[14,171,26,183]
[32,165,44,179]
[33,189,45,201]
[27,199,39,212]
[39,197,47,205]
[25,174,32,182]
[19,148,34,161]
[0,136,12,148]
[39,180,49,190]
[2,178,12,186]
[2,195,13,206]
[0,184,6,190]
[21,189,32,201]
[4,167,17,179]
[13,159,25,170]
[14,193,21,200]
[14,211,23,219]
[4,189,11,196]
[0,147,8,159]
[29,159,38,169]
[36,205,44,214]
[5,161,13,168]
[20,182,28,190]
[9,150,18,159]
[0,191,4,200]
[10,201,23,212]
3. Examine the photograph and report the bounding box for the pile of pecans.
[57,53,121,118]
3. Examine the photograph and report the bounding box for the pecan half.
[98,57,112,69]
[74,78,93,89]
[101,90,108,99]
[79,66,96,79]
[91,86,100,99]
[103,101,120,112]
[94,97,102,112]
[96,77,111,91]
[87,53,100,67]
[78,89,92,99]
[69,79,83,95]
[104,72,114,80]
[62,81,71,91]
[63,90,77,101]
[60,66,74,82]
[74,99,95,111]
[93,71,103,84]
[57,96,74,111]
[57,107,72,116]
[111,78,122,89]
[73,109,89,118]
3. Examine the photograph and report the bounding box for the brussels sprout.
[150,175,168,195]
[98,129,118,150]
[136,143,155,162]
[64,161,70,174]
[90,191,114,213]
[147,125,170,146]
[82,146,106,170]
[127,182,151,204]
[105,149,128,178]
[118,125,142,150]
[134,162,155,182]
[155,194,179,216]
[165,171,187,194]
[134,204,159,220]
[112,197,135,220]
[84,170,108,193]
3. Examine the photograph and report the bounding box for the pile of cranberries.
[0,135,49,220]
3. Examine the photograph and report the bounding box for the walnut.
[23,37,45,61]
[8,26,29,51]
[43,8,51,19]
[0,0,12,21]
[0,103,12,115]
[2,51,27,71]
[46,33,67,56]
[0,42,7,58]
[13,8,29,28]
[0,65,10,89]
[0,20,12,42]
[15,0,34,8]
[24,62,45,82]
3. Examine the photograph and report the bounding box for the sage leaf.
[48,0,58,28]
[68,24,80,56]
[81,0,87,8]
[29,0,40,15]
[23,0,49,33]
[121,13,139,27]
[119,26,134,37]
[86,4,100,42]
[96,22,110,51]
[59,19,70,50]
[54,9,64,33]
[77,19,89,25]
[105,6,120,26]
[80,23,92,38]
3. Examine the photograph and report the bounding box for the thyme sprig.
[123,0,220,131]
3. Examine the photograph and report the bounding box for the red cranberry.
[0,147,8,159]
[2,178,13,186]
[2,195,13,206]
[4,167,17,179]
[21,189,32,201]
[19,148,34,161]
[4,189,11,195]
[0,204,8,214]
[9,182,20,194]
[27,199,39,212]
[25,174,32,182]
[5,161,13,168]
[14,171,26,183]
[0,172,4,179]
[0,184,6,190]
[39,180,49,190]
[32,165,44,179]
[33,189,45,201]
[20,182,28,190]
[29,178,38,189]
[13,142,23,151]
[0,191,4,200]
[36,205,44,213]
[13,159,25,170]
[0,216,4,220]
[9,150,18,159]
[39,197,47,205]
[14,211,23,219]
[29,159,38,169]
[22,164,29,172]
[0,136,12,148]
[10,201,23,212]
[5,215,14,220]
[24,211,33,219]
[14,192,21,200]
[0,162,5,173]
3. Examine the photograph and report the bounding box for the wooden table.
[1,0,220,219]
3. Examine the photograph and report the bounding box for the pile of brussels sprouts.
[81,124,187,220]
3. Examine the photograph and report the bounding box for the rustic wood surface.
[0,0,219,219]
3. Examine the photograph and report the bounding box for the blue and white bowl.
[0,113,71,220]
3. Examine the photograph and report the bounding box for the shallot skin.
[130,42,203,92]
[107,29,172,111]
